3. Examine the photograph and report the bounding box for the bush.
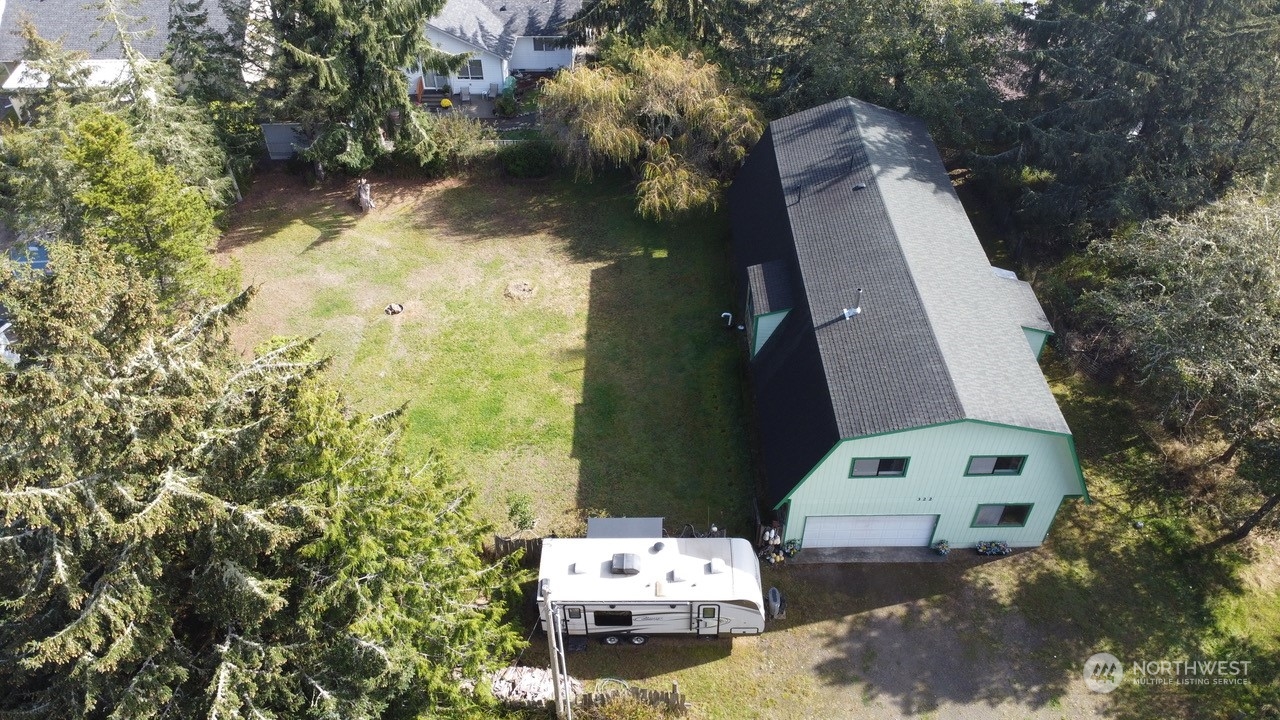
[428,114,498,174]
[498,138,556,178]
[494,90,520,117]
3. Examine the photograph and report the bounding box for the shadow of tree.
[219,167,360,253]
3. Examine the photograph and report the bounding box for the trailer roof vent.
[569,562,587,575]
[610,553,641,576]
[708,558,727,574]
[654,580,667,597]
[670,568,687,583]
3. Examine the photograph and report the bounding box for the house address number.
[916,497,933,501]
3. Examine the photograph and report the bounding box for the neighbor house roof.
[429,0,579,59]
[730,98,1070,502]
[0,0,239,62]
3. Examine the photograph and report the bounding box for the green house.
[728,98,1087,551]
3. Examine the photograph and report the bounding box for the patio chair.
[460,85,472,103]
[488,82,500,99]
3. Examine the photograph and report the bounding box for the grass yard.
[222,167,754,536]
[223,169,1278,720]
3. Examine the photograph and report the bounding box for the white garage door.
[802,515,938,548]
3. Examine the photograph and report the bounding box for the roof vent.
[610,553,641,576]
[708,558,727,574]
[651,541,665,553]
[569,562,587,575]
[670,568,687,583]
[654,580,667,597]
[842,288,864,321]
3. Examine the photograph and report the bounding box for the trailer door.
[696,604,720,637]
[561,606,588,636]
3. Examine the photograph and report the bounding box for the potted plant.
[933,540,950,557]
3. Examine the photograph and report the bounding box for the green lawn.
[224,170,1278,720]
[223,168,754,536]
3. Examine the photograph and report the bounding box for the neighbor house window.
[966,456,1026,475]
[849,457,909,477]
[972,504,1032,527]
[593,611,632,627]
[532,37,557,51]
[457,59,484,79]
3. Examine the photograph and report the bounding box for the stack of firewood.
[490,666,581,705]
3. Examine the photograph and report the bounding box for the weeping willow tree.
[539,43,762,220]
[0,242,526,718]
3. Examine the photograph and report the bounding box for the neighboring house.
[0,0,239,101]
[729,97,1087,552]
[408,0,581,96]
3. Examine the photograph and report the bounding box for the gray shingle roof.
[750,97,1070,439]
[0,0,237,61]
[429,0,579,59]
[746,260,793,315]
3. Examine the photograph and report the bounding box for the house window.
[457,59,484,80]
[972,504,1032,527]
[532,37,558,51]
[593,610,632,627]
[849,457,909,477]
[966,456,1026,476]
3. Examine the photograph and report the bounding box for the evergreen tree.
[254,0,459,173]
[759,0,1014,154]
[0,243,525,718]
[63,112,231,303]
[1006,0,1280,243]
[539,42,762,219]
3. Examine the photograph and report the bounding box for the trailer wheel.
[601,635,621,646]
[628,635,648,646]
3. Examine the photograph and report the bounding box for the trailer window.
[701,606,717,618]
[594,611,633,627]
[566,608,582,619]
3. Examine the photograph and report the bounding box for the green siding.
[783,421,1081,548]
[752,310,789,355]
[1022,327,1051,359]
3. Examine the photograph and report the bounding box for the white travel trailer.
[537,537,766,645]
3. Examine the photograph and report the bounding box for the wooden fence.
[488,535,542,566]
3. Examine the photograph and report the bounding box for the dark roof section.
[773,99,964,439]
[746,260,794,315]
[430,0,581,58]
[730,98,1070,505]
[0,0,239,61]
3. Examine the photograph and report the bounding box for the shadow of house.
[571,248,753,531]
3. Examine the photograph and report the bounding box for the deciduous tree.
[1087,190,1280,543]
[539,43,761,219]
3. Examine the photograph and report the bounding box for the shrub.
[494,90,520,117]
[429,114,498,174]
[498,138,556,178]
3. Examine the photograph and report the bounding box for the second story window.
[966,456,1026,476]
[850,457,909,477]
